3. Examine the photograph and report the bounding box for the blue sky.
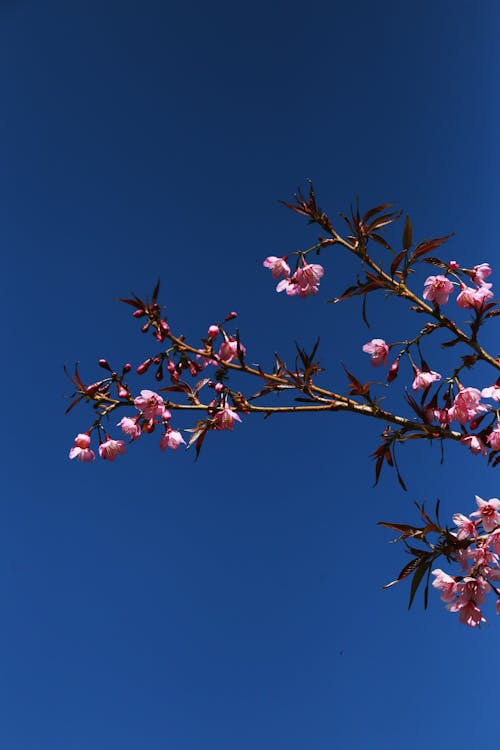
[2,1,500,748]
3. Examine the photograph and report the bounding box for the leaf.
[402,215,412,250]
[408,561,430,610]
[412,233,455,261]
[390,250,407,278]
[370,233,393,251]
[362,294,370,328]
[362,203,395,223]
[382,556,421,589]
[151,278,161,305]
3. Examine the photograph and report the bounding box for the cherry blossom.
[99,438,126,462]
[431,569,457,602]
[411,367,441,391]
[452,513,477,540]
[460,435,488,455]
[470,495,500,532]
[218,337,246,363]
[456,282,493,311]
[212,404,242,430]
[422,275,454,305]
[69,433,95,462]
[276,262,324,298]
[160,429,186,450]
[263,256,291,279]
[487,424,500,450]
[134,390,170,420]
[471,263,492,285]
[481,383,500,402]
[448,387,488,424]
[117,416,141,440]
[362,338,389,367]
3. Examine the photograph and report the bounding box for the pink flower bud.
[136,359,151,375]
[118,386,129,399]
[208,325,220,339]
[133,309,145,318]
[123,363,132,374]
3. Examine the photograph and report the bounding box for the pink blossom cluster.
[264,256,324,298]
[432,495,500,627]
[423,262,493,311]
[69,389,186,463]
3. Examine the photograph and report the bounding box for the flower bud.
[133,309,145,318]
[387,360,399,383]
[137,359,151,375]
[225,311,238,321]
[123,363,132,374]
[208,325,219,339]
[98,358,111,370]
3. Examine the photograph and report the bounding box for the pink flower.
[362,338,389,367]
[117,416,141,440]
[276,262,324,298]
[423,275,454,305]
[212,404,242,431]
[472,263,492,285]
[456,601,486,627]
[134,390,170,420]
[160,429,186,451]
[456,283,493,311]
[487,424,500,450]
[487,529,500,554]
[218,338,246,363]
[424,406,452,425]
[69,433,95,462]
[448,387,488,424]
[431,569,457,602]
[470,495,500,532]
[481,384,500,402]
[263,256,291,279]
[452,513,477,540]
[448,260,460,270]
[99,438,126,461]
[460,435,488,455]
[412,367,441,391]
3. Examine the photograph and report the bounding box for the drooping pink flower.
[456,601,486,627]
[487,424,500,450]
[69,433,95,462]
[472,263,492,285]
[460,435,488,455]
[424,406,452,425]
[160,429,186,451]
[412,367,441,391]
[470,495,500,532]
[452,513,478,540]
[362,338,389,367]
[99,438,126,461]
[481,384,500,402]
[448,387,488,424]
[212,404,242,431]
[487,529,500,554]
[117,416,141,441]
[218,337,246,363]
[422,275,454,305]
[276,262,324,298]
[431,569,458,602]
[263,256,291,279]
[456,282,493,311]
[134,390,170,420]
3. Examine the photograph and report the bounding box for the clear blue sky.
[2,1,499,748]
